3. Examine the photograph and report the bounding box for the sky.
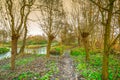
[28,10,43,36]
[28,22,43,36]
[28,0,71,36]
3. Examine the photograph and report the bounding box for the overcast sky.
[28,0,72,36]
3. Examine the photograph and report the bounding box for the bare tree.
[90,0,120,79]
[70,0,99,62]
[37,0,64,57]
[0,0,35,70]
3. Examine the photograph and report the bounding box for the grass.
[0,53,59,80]
[51,45,73,52]
[70,47,86,56]
[0,47,10,54]
[13,71,41,80]
[0,54,45,70]
[13,61,58,80]
[40,60,59,80]
[12,58,58,80]
[0,54,45,79]
[50,45,65,55]
[71,47,120,80]
[25,45,43,49]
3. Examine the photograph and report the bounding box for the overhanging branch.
[109,33,120,49]
[89,0,109,11]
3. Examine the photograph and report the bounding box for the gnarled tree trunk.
[46,39,52,57]
[11,34,19,70]
[81,32,90,62]
[82,37,89,62]
[78,35,81,46]
[46,35,55,57]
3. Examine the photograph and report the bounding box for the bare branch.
[89,0,109,11]
[109,33,120,49]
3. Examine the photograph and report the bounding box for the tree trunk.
[102,51,109,80]
[81,32,90,62]
[102,1,113,79]
[78,35,80,46]
[118,2,120,51]
[11,34,19,70]
[46,39,52,57]
[19,27,27,54]
[102,26,110,79]
[82,37,89,62]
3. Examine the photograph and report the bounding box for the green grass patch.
[50,45,65,55]
[0,47,10,54]
[13,71,41,80]
[26,45,41,49]
[13,60,58,80]
[71,50,120,80]
[0,54,45,70]
[70,47,86,56]
[52,45,64,52]
[41,60,59,80]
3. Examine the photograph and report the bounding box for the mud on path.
[51,50,85,80]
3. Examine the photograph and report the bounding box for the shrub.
[72,53,120,80]
[50,49,60,55]
[50,46,64,56]
[70,47,86,56]
[0,48,10,54]
[89,49,103,55]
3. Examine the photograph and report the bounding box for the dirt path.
[51,50,84,80]
[58,51,77,80]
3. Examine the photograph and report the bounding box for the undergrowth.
[71,47,120,80]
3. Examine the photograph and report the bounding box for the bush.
[50,49,60,55]
[72,53,120,80]
[25,35,47,45]
[0,48,10,54]
[50,46,64,56]
[89,49,103,55]
[70,47,86,56]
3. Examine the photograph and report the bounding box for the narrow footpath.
[51,50,85,80]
